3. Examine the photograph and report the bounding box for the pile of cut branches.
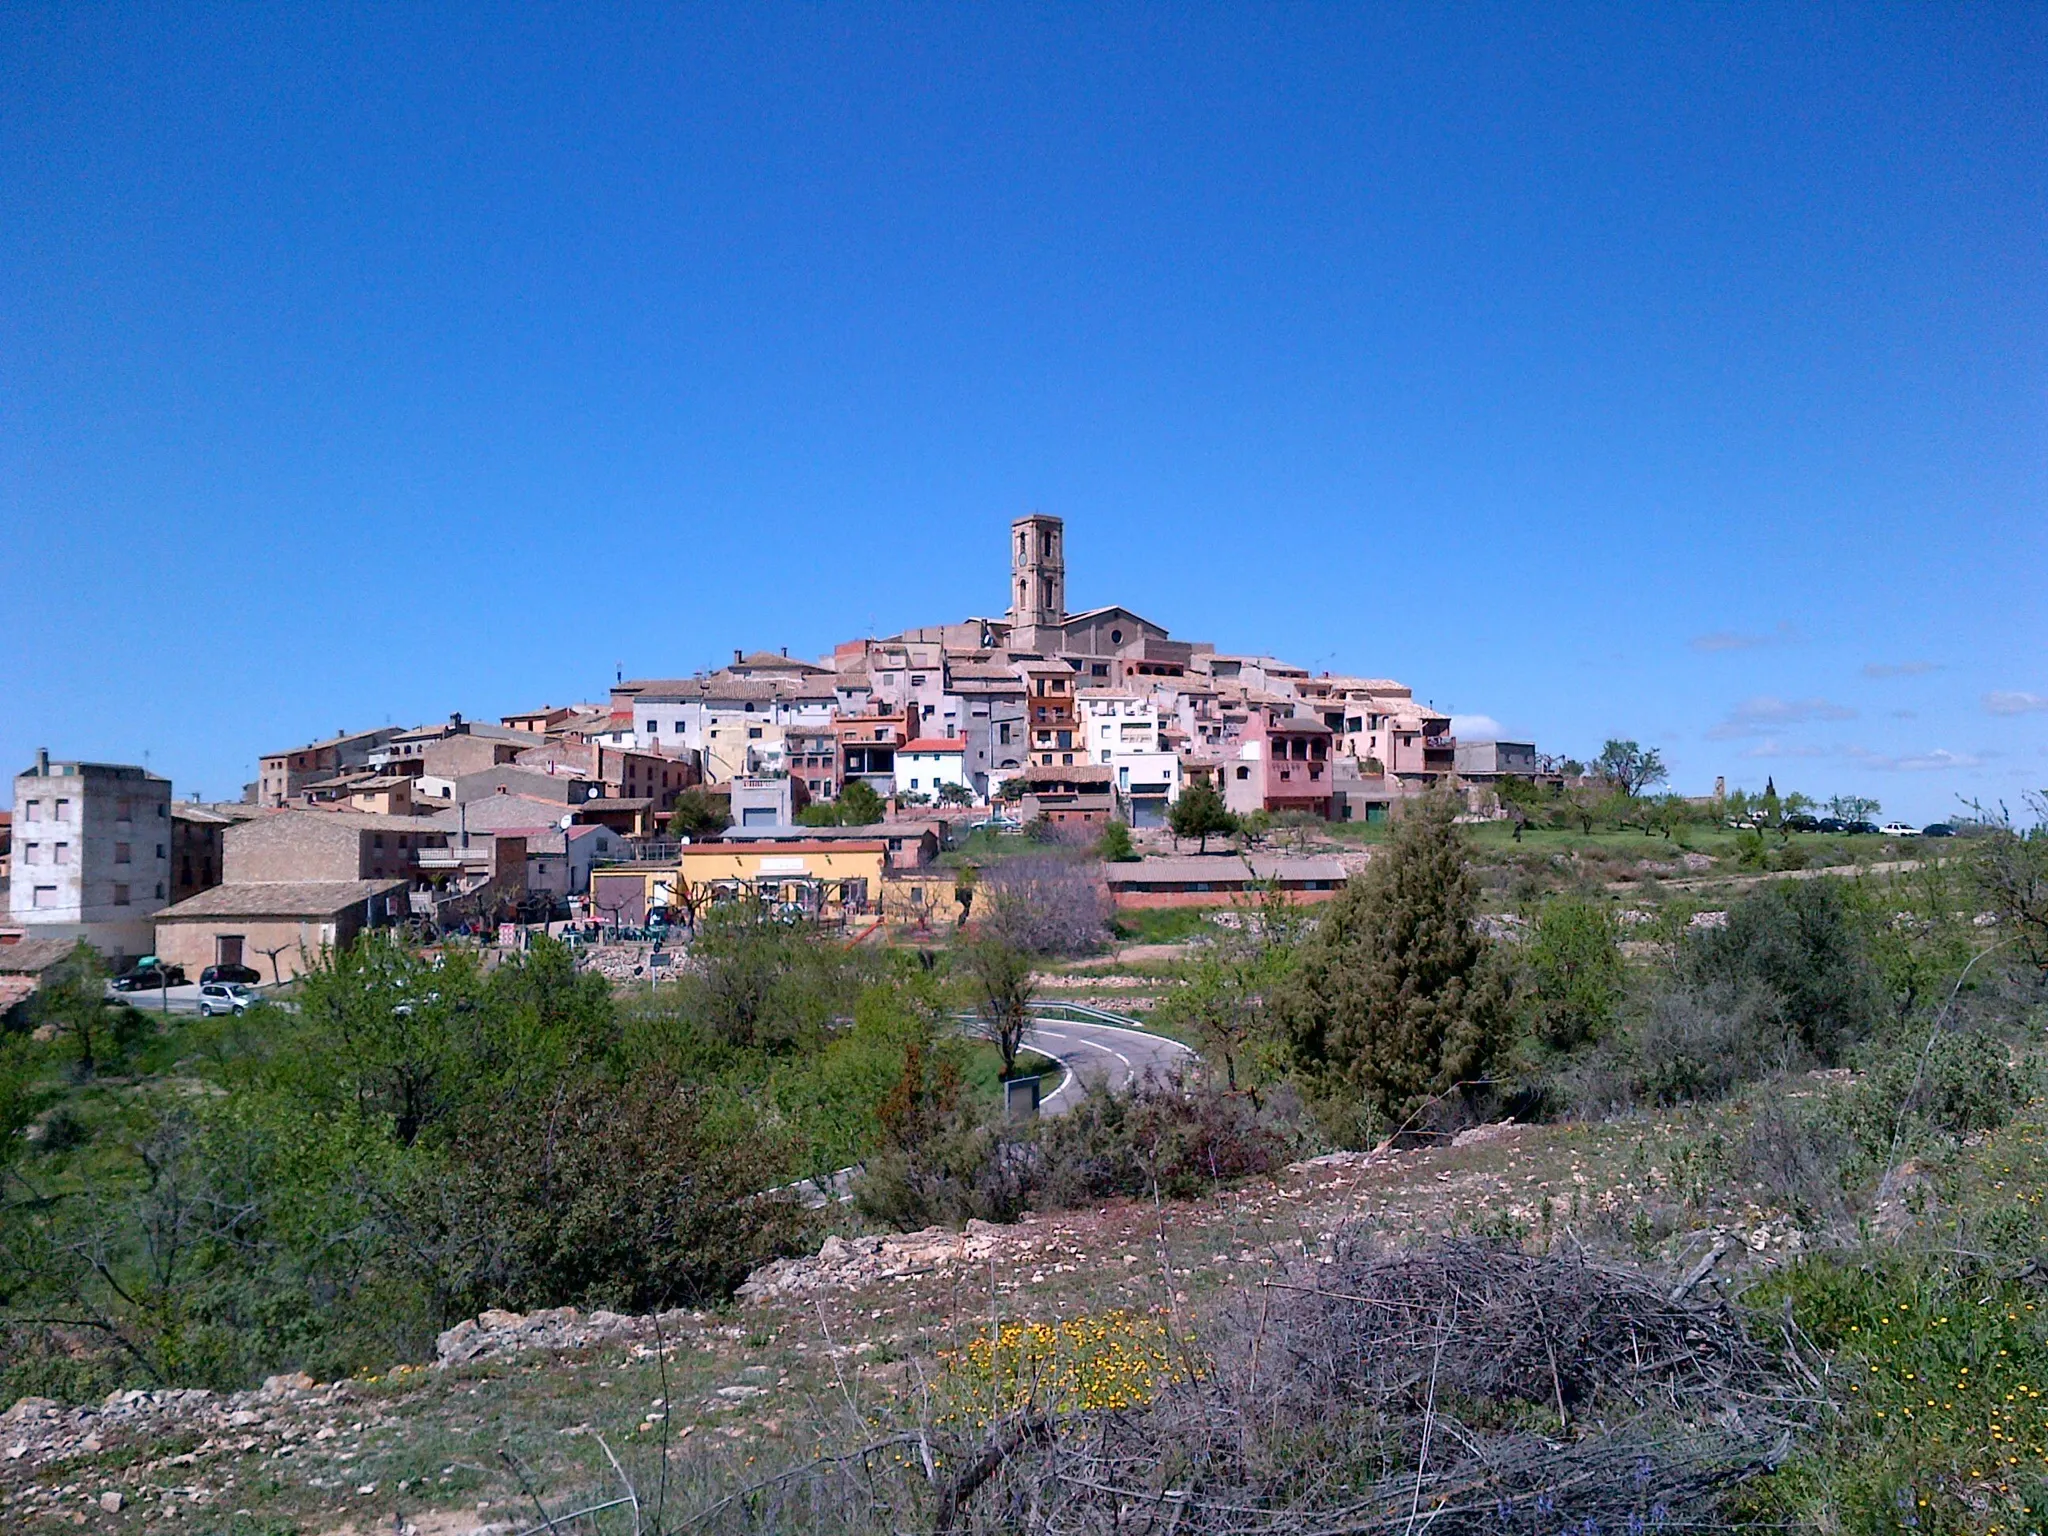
[657,1238,1817,1535]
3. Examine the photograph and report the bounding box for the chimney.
[459,801,469,849]
[780,645,788,657]
[450,712,462,728]
[734,648,744,665]
[35,747,49,776]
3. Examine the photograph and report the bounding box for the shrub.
[1034,1071,1298,1205]
[1519,897,1624,1051]
[1681,876,1883,1066]
[422,1070,813,1312]
[1096,819,1138,862]
[853,1072,1298,1229]
[1830,1025,2037,1165]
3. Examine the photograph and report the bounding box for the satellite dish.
[587,786,601,801]
[558,814,573,830]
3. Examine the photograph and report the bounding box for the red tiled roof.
[901,738,968,753]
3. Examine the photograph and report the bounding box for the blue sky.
[3,4,2042,821]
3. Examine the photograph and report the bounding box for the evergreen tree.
[1167,781,1237,853]
[836,780,887,826]
[1096,819,1138,862]
[1282,794,1507,1136]
[666,789,731,840]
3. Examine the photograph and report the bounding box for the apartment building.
[1079,693,1182,827]
[7,751,173,963]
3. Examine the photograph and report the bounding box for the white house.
[893,737,973,803]
[1079,694,1182,826]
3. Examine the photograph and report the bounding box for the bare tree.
[980,854,1107,957]
[964,937,1035,1079]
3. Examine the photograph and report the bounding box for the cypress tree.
[1283,792,1506,1135]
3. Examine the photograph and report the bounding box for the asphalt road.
[1023,1011,1194,1112]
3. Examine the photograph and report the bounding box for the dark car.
[1843,820,1879,835]
[1922,823,1955,838]
[1816,817,1847,833]
[201,963,262,986]
[1784,813,1821,832]
[111,961,187,992]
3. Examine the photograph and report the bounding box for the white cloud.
[1705,696,1857,740]
[1984,691,2048,716]
[1863,661,1942,678]
[1740,740,1829,760]
[1843,746,1987,772]
[1451,714,1502,742]
[1689,623,1801,654]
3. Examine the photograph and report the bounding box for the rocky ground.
[0,1094,1843,1536]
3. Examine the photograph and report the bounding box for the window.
[116,798,133,821]
[23,799,38,820]
[115,842,132,864]
[1100,751,1111,764]
[155,844,165,859]
[54,799,70,820]
[156,883,164,899]
[1109,628,1123,644]
[1091,663,1109,677]
[22,841,36,864]
[674,721,684,733]
[748,727,762,739]
[1236,766,1250,781]
[911,674,926,686]
[373,833,385,848]
[32,885,57,908]
[113,883,130,906]
[53,842,70,865]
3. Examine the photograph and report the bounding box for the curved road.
[1021,1007,1194,1113]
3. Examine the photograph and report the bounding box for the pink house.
[1222,712,1335,820]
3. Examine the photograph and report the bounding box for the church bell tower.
[1008,514,1066,631]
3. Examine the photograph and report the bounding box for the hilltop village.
[3,516,1546,981]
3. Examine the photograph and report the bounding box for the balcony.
[415,845,492,870]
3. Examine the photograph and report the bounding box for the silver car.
[198,982,262,1017]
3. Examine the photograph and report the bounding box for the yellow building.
[587,840,970,932]
[678,839,885,919]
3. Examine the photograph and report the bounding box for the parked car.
[1880,821,1922,838]
[197,982,262,1017]
[1815,817,1847,833]
[1843,820,1879,835]
[201,962,262,986]
[111,961,186,992]
[1922,822,1956,838]
[1784,813,1821,832]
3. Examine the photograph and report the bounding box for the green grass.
[960,1041,1064,1100]
[1108,906,1216,945]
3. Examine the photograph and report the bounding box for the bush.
[1830,1025,2037,1164]
[420,1070,813,1312]
[1034,1072,1298,1205]
[853,1072,1299,1229]
[1681,876,1882,1067]
[1519,897,1624,1051]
